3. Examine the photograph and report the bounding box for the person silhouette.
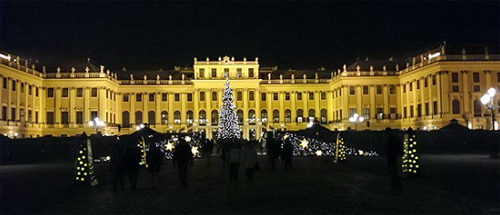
[173,138,193,187]
[386,127,403,191]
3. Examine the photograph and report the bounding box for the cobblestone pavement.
[1,154,499,214]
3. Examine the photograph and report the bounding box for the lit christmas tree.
[74,132,98,186]
[217,77,241,140]
[402,128,419,175]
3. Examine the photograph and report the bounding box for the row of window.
[348,85,397,95]
[402,76,437,93]
[198,68,255,78]
[451,72,500,83]
[46,88,117,100]
[2,77,40,96]
[1,106,39,123]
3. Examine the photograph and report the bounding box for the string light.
[217,77,241,140]
[403,133,419,174]
[75,135,98,186]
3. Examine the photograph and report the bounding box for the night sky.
[0,1,498,71]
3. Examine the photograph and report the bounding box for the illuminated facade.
[1,44,499,139]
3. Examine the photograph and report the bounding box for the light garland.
[403,133,419,174]
[75,136,98,186]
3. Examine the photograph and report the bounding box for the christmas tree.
[402,128,419,175]
[75,132,98,186]
[217,77,241,140]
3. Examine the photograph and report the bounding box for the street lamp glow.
[487,87,496,97]
[136,126,140,131]
[481,94,491,105]
[88,121,94,127]
[359,116,364,122]
[353,113,359,119]
[140,124,145,128]
[14,133,18,137]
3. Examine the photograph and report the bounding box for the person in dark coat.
[173,138,193,187]
[203,139,214,166]
[125,144,142,190]
[281,139,293,170]
[109,144,127,192]
[386,127,403,191]
[266,137,279,171]
[146,145,164,188]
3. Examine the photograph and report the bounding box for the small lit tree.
[217,77,241,140]
[75,132,98,186]
[402,129,419,175]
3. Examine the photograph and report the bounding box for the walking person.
[386,127,403,191]
[281,139,293,170]
[266,137,278,171]
[228,139,243,182]
[125,143,142,190]
[173,138,193,187]
[204,139,214,166]
[243,140,259,182]
[109,144,127,192]
[146,145,164,188]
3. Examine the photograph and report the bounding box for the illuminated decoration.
[315,150,323,156]
[0,53,11,61]
[74,133,98,186]
[165,141,174,151]
[300,139,309,149]
[402,132,419,175]
[216,77,241,140]
[283,134,289,140]
[191,146,199,155]
[337,134,347,161]
[428,52,440,60]
[138,136,148,168]
[106,156,111,161]
[158,132,205,160]
[185,136,192,142]
[358,150,364,156]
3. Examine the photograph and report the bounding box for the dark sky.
[0,1,499,71]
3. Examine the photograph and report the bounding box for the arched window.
[273,109,279,123]
[174,111,181,124]
[161,111,168,125]
[122,111,130,128]
[199,110,206,125]
[321,109,327,124]
[237,110,244,124]
[148,111,155,125]
[261,109,268,124]
[474,99,482,117]
[237,91,243,101]
[309,109,315,121]
[297,109,304,123]
[186,111,193,125]
[135,111,142,125]
[285,109,291,123]
[452,100,460,114]
[248,109,256,124]
[211,110,218,125]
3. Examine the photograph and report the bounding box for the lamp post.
[88,117,104,134]
[349,113,365,130]
[481,87,499,159]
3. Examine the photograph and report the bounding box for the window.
[261,110,268,124]
[186,111,193,125]
[62,88,69,97]
[403,84,406,93]
[377,108,384,119]
[224,68,229,77]
[135,111,142,125]
[36,87,39,97]
[497,72,500,82]
[47,88,54,98]
[417,104,422,117]
[2,106,6,120]
[285,109,291,123]
[297,109,304,123]
[46,111,54,125]
[452,85,459,92]
[11,80,15,91]
[321,109,327,124]
[123,94,129,102]
[91,88,97,97]
[76,111,83,125]
[90,111,98,121]
[273,93,278,101]
[390,85,396,94]
[28,110,32,123]
[417,80,420,89]
[363,86,369,95]
[61,111,69,125]
[35,111,38,124]
[404,107,407,118]
[473,85,481,92]
[308,109,316,121]
[77,88,83,97]
[200,92,205,101]
[473,72,480,82]
[211,68,217,78]
[320,92,326,100]
[498,100,500,114]
[349,108,356,117]
[474,99,482,116]
[187,93,192,102]
[149,93,155,102]
[432,75,436,85]
[175,93,180,102]
[424,77,428,87]
[199,69,205,78]
[309,92,314,100]
[211,110,218,125]
[199,110,206,125]
[161,111,168,125]
[285,92,290,101]
[433,101,438,115]
[273,110,279,123]
[106,90,108,99]
[162,93,167,101]
[248,109,256,124]
[148,111,155,125]
[212,92,217,101]
[136,94,142,102]
[249,91,254,101]
[236,68,242,78]
[425,103,430,116]
[410,106,414,118]
[452,72,459,83]
[376,86,382,95]
[20,83,24,93]
[11,108,16,121]
[248,68,254,77]
[390,108,397,118]
[28,85,32,95]
[261,93,266,101]
[297,92,302,100]
[350,86,355,95]
[2,77,6,89]
[237,110,243,124]
[237,91,243,101]
[363,108,370,120]
[452,100,460,114]
[409,82,413,91]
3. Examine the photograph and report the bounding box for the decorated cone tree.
[75,132,98,186]
[402,128,419,175]
[337,133,347,161]
[217,77,241,140]
[138,136,148,168]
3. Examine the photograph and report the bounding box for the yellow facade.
[1,45,499,139]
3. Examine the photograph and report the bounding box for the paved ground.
[1,154,499,214]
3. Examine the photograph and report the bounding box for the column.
[130,93,135,125]
[155,93,161,128]
[243,89,249,124]
[193,90,199,130]
[181,92,186,126]
[16,80,20,124]
[342,86,349,121]
[99,87,106,121]
[302,91,308,119]
[7,78,11,121]
[40,87,46,126]
[356,85,362,116]
[419,79,425,116]
[314,91,320,119]
[369,85,376,119]
[327,90,333,123]
[55,87,61,126]
[440,71,449,116]
[412,80,417,119]
[462,71,470,113]
[266,92,272,124]
[427,76,433,116]
[255,89,261,119]
[142,93,148,124]
[279,91,284,124]
[70,87,76,127]
[291,91,296,122]
[116,93,122,126]
[436,73,442,117]
[168,93,174,125]
[384,84,389,116]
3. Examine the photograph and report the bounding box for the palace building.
[1,43,499,139]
